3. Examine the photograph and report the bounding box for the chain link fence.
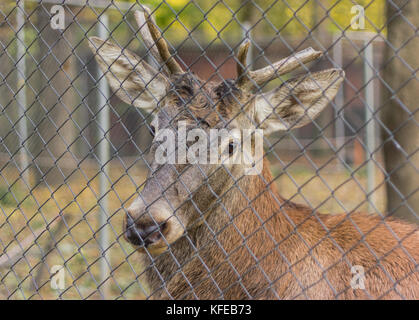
[0,0,418,299]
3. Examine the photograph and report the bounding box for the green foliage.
[1,0,387,44]
[118,0,386,42]
[0,185,33,208]
[0,186,17,207]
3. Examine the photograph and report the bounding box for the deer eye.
[228,141,235,155]
[150,125,156,137]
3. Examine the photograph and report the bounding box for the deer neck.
[199,157,299,250]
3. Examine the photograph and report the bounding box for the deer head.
[88,8,344,255]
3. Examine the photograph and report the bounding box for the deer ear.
[88,37,168,113]
[253,69,344,135]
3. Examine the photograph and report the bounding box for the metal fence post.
[16,0,29,186]
[364,40,376,212]
[333,35,346,170]
[97,12,111,299]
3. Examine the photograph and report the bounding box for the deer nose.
[125,216,166,247]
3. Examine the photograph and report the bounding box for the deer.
[89,8,419,300]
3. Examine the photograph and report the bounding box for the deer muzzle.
[123,201,184,253]
[125,216,167,247]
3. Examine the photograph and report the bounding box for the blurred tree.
[381,0,419,223]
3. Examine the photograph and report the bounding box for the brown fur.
[129,75,419,300]
[141,157,419,300]
[166,74,243,127]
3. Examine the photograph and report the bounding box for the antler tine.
[134,10,168,73]
[237,46,322,90]
[236,39,251,87]
[142,6,184,75]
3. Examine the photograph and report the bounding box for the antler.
[134,10,167,73]
[236,42,322,90]
[135,7,183,75]
[236,39,251,87]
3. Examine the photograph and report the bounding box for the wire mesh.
[0,0,418,300]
